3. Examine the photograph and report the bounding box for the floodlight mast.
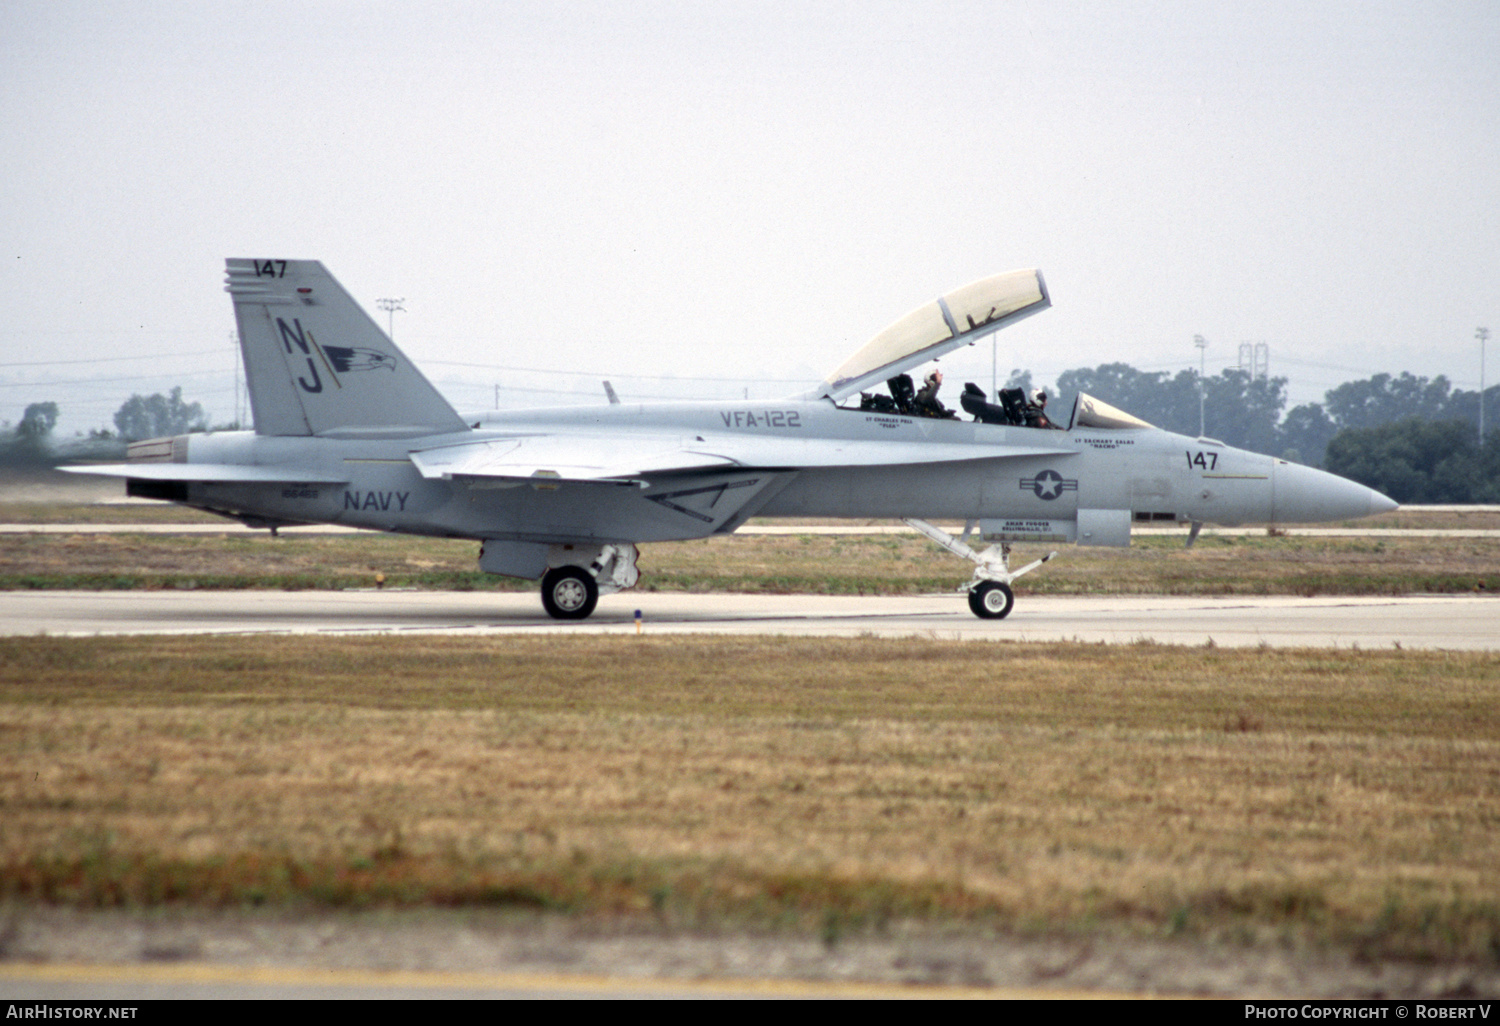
[376,297,405,343]
[1194,334,1208,437]
[1480,327,1490,447]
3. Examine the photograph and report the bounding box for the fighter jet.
[66,259,1397,620]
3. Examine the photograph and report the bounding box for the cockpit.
[850,374,1152,432]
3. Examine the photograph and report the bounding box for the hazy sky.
[3,1,1497,434]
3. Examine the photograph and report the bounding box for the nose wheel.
[967,580,1014,619]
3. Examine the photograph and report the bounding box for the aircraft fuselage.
[156,395,1389,548]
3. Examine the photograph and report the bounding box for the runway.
[3,589,1494,650]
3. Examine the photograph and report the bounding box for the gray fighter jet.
[67,259,1396,620]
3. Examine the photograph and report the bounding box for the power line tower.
[376,297,406,342]
[1238,341,1269,379]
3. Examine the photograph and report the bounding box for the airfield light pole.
[376,297,405,343]
[1480,326,1490,447]
[1194,334,1208,437]
[229,331,242,428]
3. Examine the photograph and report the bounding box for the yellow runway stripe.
[0,961,1152,1000]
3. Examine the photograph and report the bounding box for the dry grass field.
[3,634,1498,966]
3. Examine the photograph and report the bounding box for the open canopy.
[817,269,1050,401]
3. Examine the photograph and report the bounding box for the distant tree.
[16,401,59,439]
[1277,402,1337,466]
[113,387,207,441]
[1202,370,1287,455]
[1433,384,1500,441]
[1324,418,1500,504]
[1003,368,1034,395]
[1324,372,1452,431]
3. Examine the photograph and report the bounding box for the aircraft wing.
[410,432,1073,484]
[817,269,1050,401]
[409,435,738,485]
[60,463,349,483]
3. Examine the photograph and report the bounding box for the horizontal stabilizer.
[60,464,348,484]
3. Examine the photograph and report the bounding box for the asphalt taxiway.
[2,589,1494,649]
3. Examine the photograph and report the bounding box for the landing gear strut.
[903,519,1056,620]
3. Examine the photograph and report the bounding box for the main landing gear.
[902,519,1056,620]
[540,543,640,620]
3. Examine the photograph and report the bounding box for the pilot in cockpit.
[1025,389,1062,430]
[914,370,957,419]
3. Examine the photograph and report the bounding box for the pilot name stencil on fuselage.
[720,410,802,429]
[996,519,1056,532]
[344,491,410,512]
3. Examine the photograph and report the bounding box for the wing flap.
[60,464,349,483]
[409,436,737,484]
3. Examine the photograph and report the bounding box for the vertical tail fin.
[225,259,468,437]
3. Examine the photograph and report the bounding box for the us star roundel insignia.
[1020,469,1078,500]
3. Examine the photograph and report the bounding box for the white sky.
[2,0,1497,434]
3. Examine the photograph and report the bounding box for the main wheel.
[968,581,1014,620]
[541,565,599,620]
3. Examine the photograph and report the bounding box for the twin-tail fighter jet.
[68,260,1397,620]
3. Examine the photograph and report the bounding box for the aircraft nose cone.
[1273,461,1397,523]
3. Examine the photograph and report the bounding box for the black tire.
[968,581,1014,620]
[541,566,599,620]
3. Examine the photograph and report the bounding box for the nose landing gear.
[903,518,1056,620]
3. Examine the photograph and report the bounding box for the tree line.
[2,389,208,466]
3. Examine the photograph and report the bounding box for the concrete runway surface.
[2,589,1494,649]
